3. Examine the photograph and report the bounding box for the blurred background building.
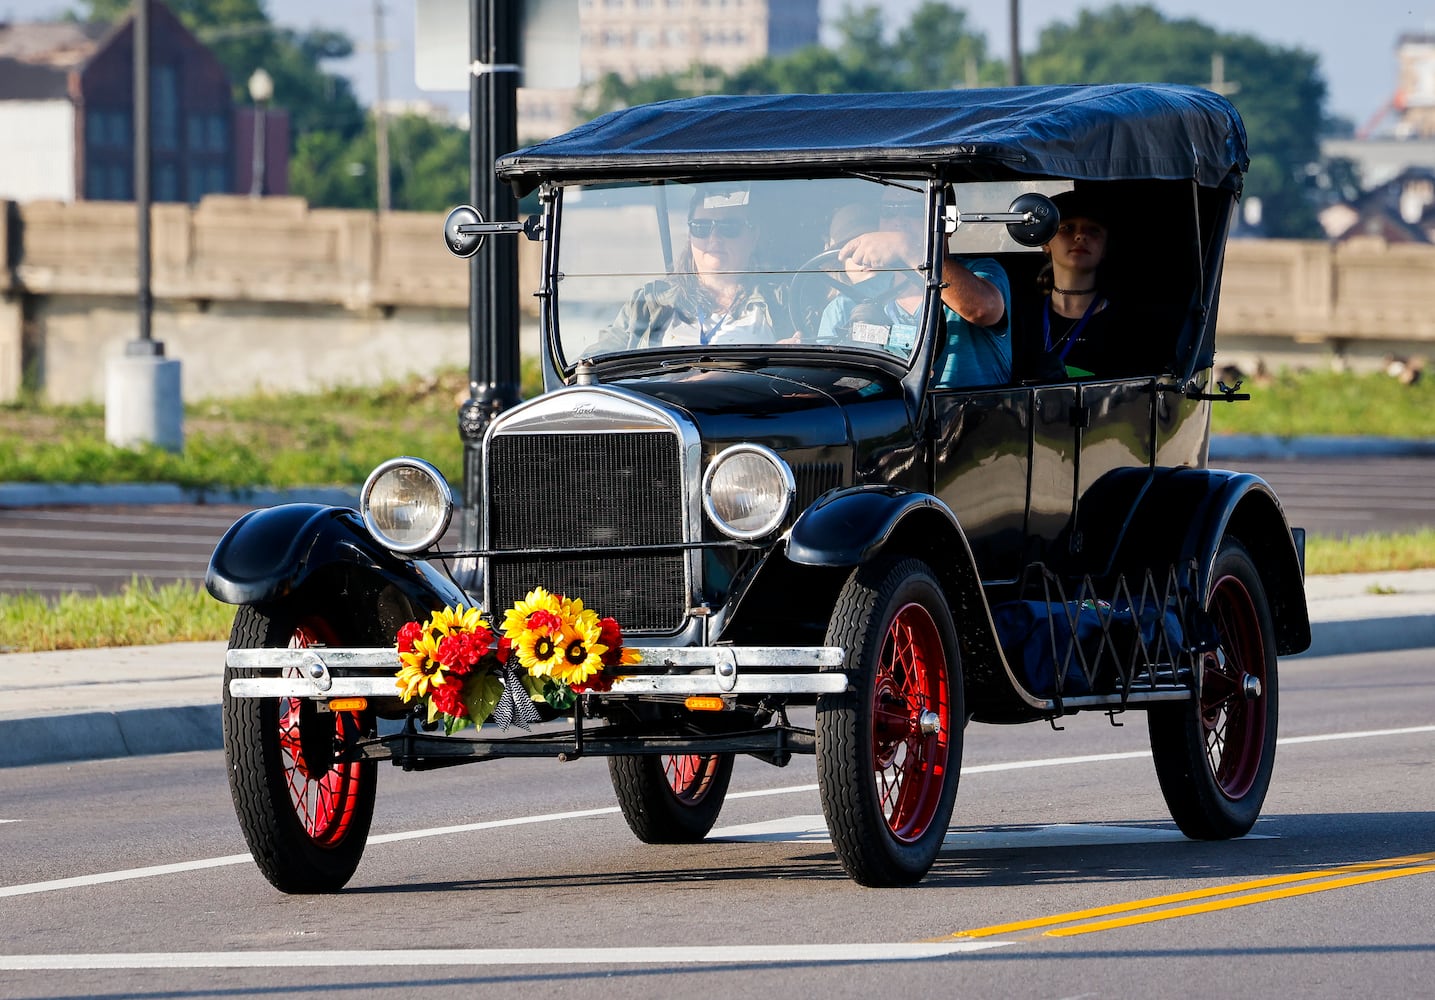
[0,0,288,204]
[518,0,819,140]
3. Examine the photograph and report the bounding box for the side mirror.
[443,205,545,258]
[444,205,485,258]
[1005,193,1059,247]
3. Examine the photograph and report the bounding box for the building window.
[152,65,179,151]
[155,162,179,202]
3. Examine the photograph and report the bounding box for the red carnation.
[526,609,564,635]
[495,636,512,664]
[573,672,613,694]
[431,679,467,718]
[598,617,624,666]
[396,620,424,652]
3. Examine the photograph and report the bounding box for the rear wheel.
[817,555,962,887]
[1148,538,1278,838]
[223,606,377,893]
[610,752,734,843]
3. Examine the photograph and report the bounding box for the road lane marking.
[0,941,1007,970]
[1,726,1428,899]
[949,852,1435,940]
[1044,864,1435,936]
[712,817,1220,848]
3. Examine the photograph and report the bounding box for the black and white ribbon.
[490,664,542,731]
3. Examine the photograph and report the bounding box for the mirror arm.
[456,216,544,240]
[443,205,544,259]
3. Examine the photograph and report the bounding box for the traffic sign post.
[415,0,576,545]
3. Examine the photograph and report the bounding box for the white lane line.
[2,725,1428,900]
[1279,725,1435,745]
[0,855,253,899]
[0,942,1008,970]
[712,818,1223,847]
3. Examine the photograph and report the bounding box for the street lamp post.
[247,67,272,197]
[105,0,182,451]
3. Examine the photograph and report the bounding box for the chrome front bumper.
[225,645,850,699]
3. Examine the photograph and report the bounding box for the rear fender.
[206,503,468,636]
[1119,469,1310,655]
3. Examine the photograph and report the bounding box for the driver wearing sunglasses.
[592,188,790,352]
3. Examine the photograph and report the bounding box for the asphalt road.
[0,647,1431,997]
[2,455,1433,597]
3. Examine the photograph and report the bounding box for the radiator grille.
[487,431,686,632]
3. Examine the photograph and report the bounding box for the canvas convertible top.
[494,84,1249,196]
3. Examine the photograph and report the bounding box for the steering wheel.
[787,249,899,343]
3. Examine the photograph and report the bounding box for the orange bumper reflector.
[328,697,368,712]
[684,696,726,712]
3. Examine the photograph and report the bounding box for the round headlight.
[361,458,454,553]
[702,444,795,541]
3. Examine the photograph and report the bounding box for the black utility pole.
[1008,0,1022,87]
[133,0,156,355]
[458,0,522,545]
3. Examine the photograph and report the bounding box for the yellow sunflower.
[547,610,609,686]
[514,626,567,678]
[396,631,447,701]
[431,604,490,638]
[500,587,569,640]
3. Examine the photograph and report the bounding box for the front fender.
[786,485,960,567]
[205,503,467,612]
[1121,468,1310,656]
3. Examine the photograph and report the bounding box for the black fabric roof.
[496,84,1249,195]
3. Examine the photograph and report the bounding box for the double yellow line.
[947,852,1435,940]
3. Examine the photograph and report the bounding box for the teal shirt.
[818,257,1011,387]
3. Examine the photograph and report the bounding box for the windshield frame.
[544,174,946,376]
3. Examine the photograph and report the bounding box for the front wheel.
[609,752,734,843]
[1148,538,1279,839]
[817,555,962,887]
[223,606,377,893]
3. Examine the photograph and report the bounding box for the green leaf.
[462,671,504,727]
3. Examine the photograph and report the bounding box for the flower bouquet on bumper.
[394,587,641,733]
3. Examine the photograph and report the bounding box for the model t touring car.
[208,83,1310,892]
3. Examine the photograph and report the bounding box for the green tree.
[1023,4,1326,237]
[891,1,999,90]
[289,114,471,213]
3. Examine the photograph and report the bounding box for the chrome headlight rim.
[701,443,795,542]
[360,457,454,554]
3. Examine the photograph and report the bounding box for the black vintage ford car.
[208,84,1309,892]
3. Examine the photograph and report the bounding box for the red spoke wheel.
[818,555,962,887]
[610,751,733,843]
[223,607,377,892]
[1149,538,1279,839]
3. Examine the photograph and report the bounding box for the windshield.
[553,177,931,367]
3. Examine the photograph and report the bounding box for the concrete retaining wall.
[2,197,1432,404]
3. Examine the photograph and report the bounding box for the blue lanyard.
[1043,295,1102,362]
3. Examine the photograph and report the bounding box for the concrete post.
[105,352,183,451]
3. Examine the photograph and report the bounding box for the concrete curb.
[0,706,221,769]
[0,482,360,508]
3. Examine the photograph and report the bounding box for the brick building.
[0,0,287,204]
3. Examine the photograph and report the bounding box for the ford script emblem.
[572,402,597,417]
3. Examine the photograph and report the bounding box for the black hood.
[614,359,909,451]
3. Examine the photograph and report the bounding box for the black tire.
[609,752,734,843]
[1148,538,1279,839]
[223,605,377,893]
[817,555,963,887]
